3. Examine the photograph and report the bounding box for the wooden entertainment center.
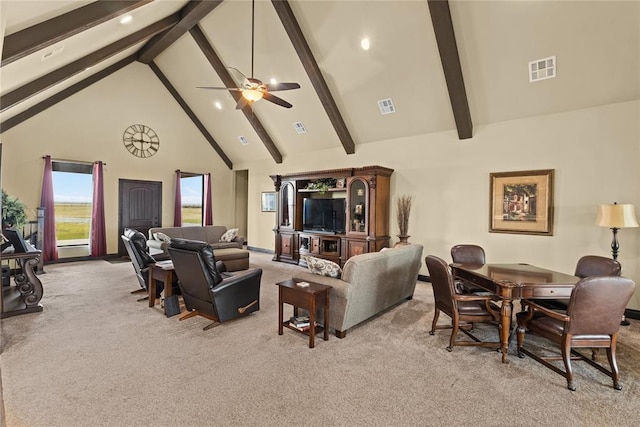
[270,166,393,267]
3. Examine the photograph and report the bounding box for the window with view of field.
[52,165,93,246]
[181,174,204,226]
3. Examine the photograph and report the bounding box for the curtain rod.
[43,156,106,166]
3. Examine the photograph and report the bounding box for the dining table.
[450,263,580,363]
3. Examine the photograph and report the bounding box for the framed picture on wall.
[261,192,276,212]
[489,169,554,235]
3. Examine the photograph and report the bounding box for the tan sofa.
[294,243,423,338]
[147,225,245,257]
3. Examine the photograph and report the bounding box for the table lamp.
[595,202,639,261]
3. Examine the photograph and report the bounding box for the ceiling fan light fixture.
[242,89,263,102]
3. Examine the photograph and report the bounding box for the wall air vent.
[377,98,396,115]
[529,56,556,82]
[293,122,307,134]
[238,136,249,145]
[41,45,64,62]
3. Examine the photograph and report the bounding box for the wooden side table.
[277,278,331,348]
[148,261,175,317]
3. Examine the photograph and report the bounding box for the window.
[51,161,93,246]
[181,174,204,226]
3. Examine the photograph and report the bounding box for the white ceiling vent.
[238,136,249,145]
[293,121,307,134]
[529,56,556,82]
[377,98,396,115]
[41,45,64,62]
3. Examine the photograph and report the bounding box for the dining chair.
[535,255,622,311]
[516,276,635,391]
[425,255,500,352]
[450,244,488,294]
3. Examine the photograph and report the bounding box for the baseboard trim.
[247,246,274,254]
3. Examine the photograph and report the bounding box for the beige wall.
[0,62,235,255]
[1,61,639,310]
[238,100,640,310]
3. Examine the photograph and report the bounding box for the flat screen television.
[303,198,346,233]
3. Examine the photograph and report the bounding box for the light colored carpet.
[1,251,640,426]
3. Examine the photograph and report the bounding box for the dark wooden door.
[118,179,162,256]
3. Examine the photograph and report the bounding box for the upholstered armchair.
[534,255,622,312]
[121,228,157,296]
[450,244,488,294]
[516,276,635,391]
[168,238,262,330]
[121,228,177,298]
[426,255,500,352]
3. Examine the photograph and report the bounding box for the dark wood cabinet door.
[281,233,294,258]
[345,238,368,259]
[118,179,162,256]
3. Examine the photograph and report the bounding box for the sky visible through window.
[52,172,203,206]
[52,172,92,203]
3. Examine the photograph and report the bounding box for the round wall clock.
[123,124,159,158]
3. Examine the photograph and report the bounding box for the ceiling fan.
[197,0,300,109]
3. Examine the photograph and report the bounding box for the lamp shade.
[596,203,640,228]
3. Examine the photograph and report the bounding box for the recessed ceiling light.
[214,101,222,110]
[360,38,370,51]
[120,15,133,24]
[270,78,278,85]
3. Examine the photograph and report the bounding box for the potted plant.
[306,178,337,194]
[2,190,27,229]
[395,194,413,247]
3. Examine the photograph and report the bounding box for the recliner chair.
[168,238,262,330]
[121,228,177,299]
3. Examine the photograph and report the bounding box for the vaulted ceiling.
[1,0,639,169]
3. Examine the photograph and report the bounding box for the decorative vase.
[394,235,411,248]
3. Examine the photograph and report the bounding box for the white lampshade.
[596,203,640,228]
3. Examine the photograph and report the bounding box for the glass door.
[280,182,294,229]
[347,178,368,234]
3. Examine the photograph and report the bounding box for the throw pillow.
[304,255,342,278]
[219,228,238,243]
[154,232,172,243]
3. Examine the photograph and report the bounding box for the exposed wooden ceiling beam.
[271,0,355,155]
[189,25,283,164]
[148,61,233,170]
[0,14,179,113]
[1,0,151,67]
[137,0,223,64]
[0,55,136,134]
[427,0,473,139]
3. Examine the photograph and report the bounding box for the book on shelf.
[289,316,310,327]
[288,321,317,332]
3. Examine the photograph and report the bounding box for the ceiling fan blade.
[197,86,243,91]
[263,92,293,108]
[228,67,251,88]
[235,96,251,110]
[265,82,300,92]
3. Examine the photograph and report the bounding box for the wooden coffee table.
[276,278,331,348]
